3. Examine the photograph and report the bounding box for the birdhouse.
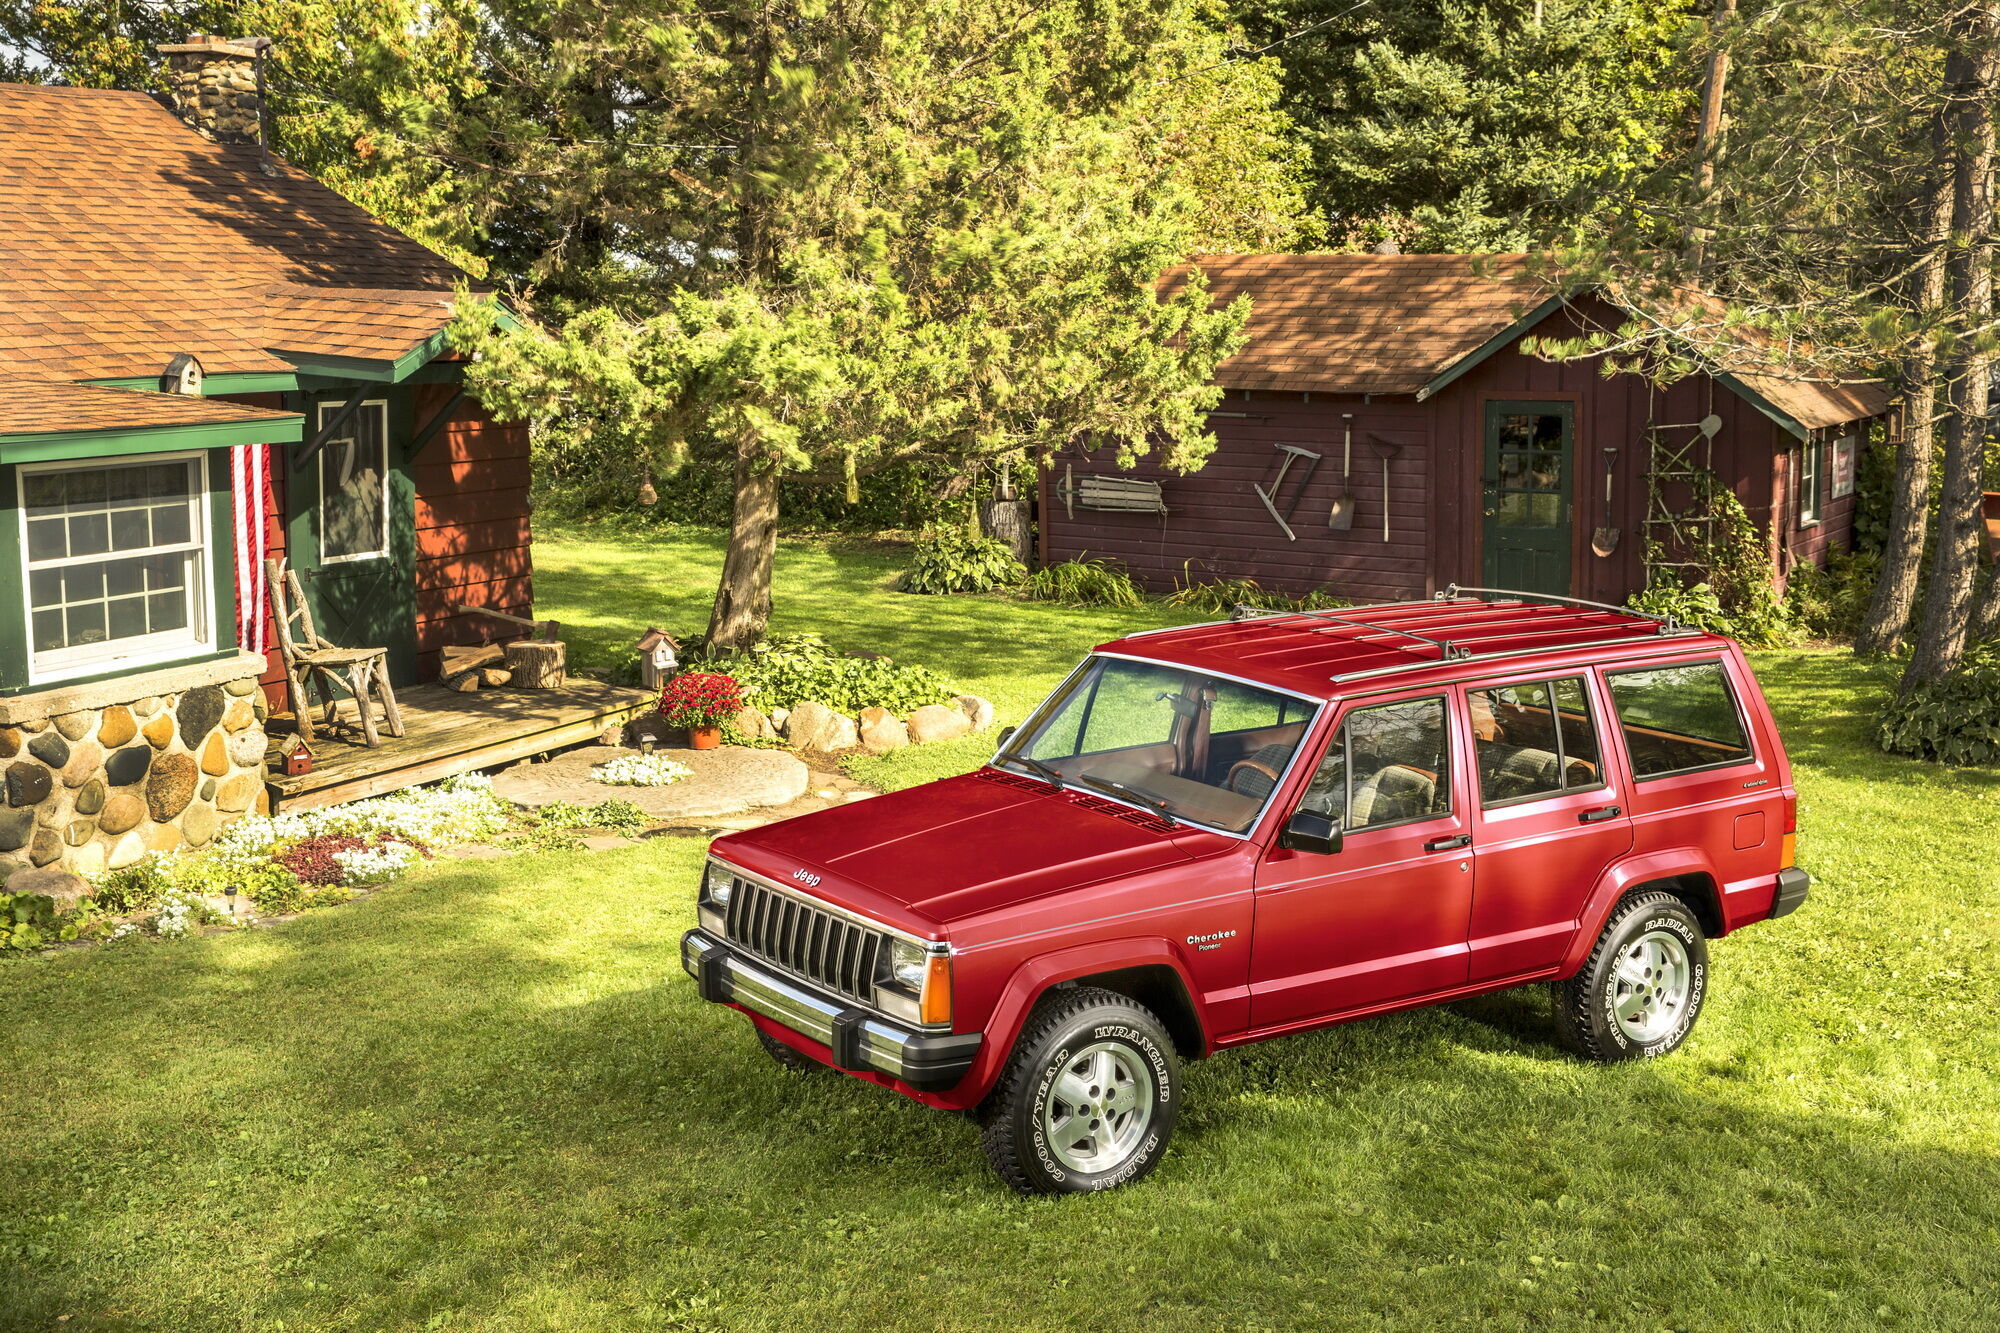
[635,627,681,689]
[278,736,313,776]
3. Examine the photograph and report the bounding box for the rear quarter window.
[1604,660,1754,779]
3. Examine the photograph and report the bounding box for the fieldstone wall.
[158,36,266,146]
[0,674,268,881]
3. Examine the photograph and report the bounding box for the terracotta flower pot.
[688,725,723,751]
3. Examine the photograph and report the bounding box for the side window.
[1468,675,1605,806]
[1210,680,1288,734]
[1604,661,1753,779]
[1300,696,1451,830]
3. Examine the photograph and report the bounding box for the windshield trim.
[987,652,1326,841]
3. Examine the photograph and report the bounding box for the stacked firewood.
[441,644,512,692]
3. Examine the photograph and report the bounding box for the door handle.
[1424,833,1472,851]
[1578,805,1622,823]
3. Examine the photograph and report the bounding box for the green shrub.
[1785,549,1880,641]
[1628,577,1797,648]
[898,530,1024,595]
[89,854,180,913]
[701,633,958,714]
[1877,646,2000,764]
[1023,556,1145,608]
[1164,564,1352,615]
[0,890,99,951]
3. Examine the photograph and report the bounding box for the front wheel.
[979,986,1180,1195]
[1553,890,1709,1062]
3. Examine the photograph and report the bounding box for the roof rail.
[1437,583,1684,633]
[1228,600,1478,661]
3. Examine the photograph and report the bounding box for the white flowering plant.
[591,753,694,787]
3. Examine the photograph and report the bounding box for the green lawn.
[3,525,1997,1331]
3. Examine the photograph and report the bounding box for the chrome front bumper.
[681,929,981,1091]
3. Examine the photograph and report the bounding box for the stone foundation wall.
[0,674,269,880]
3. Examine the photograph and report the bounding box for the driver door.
[1249,691,1475,1030]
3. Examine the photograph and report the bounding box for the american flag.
[231,442,270,656]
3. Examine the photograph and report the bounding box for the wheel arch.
[1051,964,1205,1059]
[1563,849,1725,976]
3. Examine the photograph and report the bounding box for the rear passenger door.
[1461,673,1634,982]
[1598,655,1779,928]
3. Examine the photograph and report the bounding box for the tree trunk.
[706,444,781,651]
[1856,77,1956,657]
[1904,5,2000,688]
[1687,0,1736,269]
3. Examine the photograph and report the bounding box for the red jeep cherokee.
[682,588,1810,1194]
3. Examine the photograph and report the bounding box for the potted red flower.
[657,671,745,750]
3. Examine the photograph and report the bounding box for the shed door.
[1481,401,1574,597]
[285,396,418,686]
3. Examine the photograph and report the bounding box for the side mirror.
[997,726,1016,747]
[1279,809,1342,855]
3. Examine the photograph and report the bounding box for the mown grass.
[2,525,1996,1331]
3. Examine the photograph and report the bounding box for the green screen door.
[1481,401,1574,597]
[285,396,419,688]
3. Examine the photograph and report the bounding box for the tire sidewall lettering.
[1598,905,1705,1058]
[1024,1019,1174,1188]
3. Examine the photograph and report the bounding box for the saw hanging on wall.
[1252,444,1321,541]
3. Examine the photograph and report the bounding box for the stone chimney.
[156,35,273,147]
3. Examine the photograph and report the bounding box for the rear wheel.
[979,987,1180,1195]
[1553,891,1708,1062]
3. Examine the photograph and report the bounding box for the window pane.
[1075,660,1183,752]
[1211,679,1284,733]
[28,568,61,607]
[63,565,105,603]
[107,596,146,640]
[148,590,189,632]
[65,470,106,506]
[32,609,64,652]
[320,410,389,559]
[1606,662,1752,778]
[1471,681,1565,804]
[110,506,151,550]
[65,601,107,647]
[23,472,64,512]
[26,519,65,562]
[1339,697,1451,829]
[1552,676,1603,781]
[104,558,146,598]
[151,503,191,546]
[68,511,109,556]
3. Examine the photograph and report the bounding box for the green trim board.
[0,415,304,464]
[83,372,304,395]
[277,327,454,386]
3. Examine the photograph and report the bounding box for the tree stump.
[503,639,566,689]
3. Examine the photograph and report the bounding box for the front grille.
[722,875,889,1005]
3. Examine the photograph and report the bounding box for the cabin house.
[1041,254,1892,605]
[0,40,647,878]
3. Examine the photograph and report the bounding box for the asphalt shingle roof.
[1173,252,1890,431]
[0,82,472,382]
[0,380,301,437]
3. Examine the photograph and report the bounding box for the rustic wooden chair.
[265,557,405,747]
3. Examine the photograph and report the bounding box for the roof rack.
[1224,585,1701,685]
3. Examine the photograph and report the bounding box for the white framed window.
[318,400,390,563]
[1798,437,1824,528]
[20,452,214,682]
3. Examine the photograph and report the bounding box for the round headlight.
[703,860,734,905]
[887,939,926,990]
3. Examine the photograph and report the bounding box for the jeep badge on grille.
[792,868,822,888]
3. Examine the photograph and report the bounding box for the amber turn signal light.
[919,952,953,1026]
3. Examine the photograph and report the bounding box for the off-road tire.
[756,1028,820,1073]
[1553,890,1709,1063]
[978,986,1180,1195]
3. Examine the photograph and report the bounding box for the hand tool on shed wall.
[1592,447,1621,557]
[1370,436,1402,543]
[1253,443,1322,541]
[1328,413,1357,530]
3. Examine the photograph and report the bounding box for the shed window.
[1798,438,1824,527]
[20,453,212,681]
[318,400,390,562]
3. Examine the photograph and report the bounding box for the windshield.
[995,656,1319,833]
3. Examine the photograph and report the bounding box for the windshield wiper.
[1076,774,1178,826]
[1002,753,1066,790]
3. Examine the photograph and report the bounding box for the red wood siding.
[1042,296,1871,605]
[410,382,535,681]
[1043,391,1435,602]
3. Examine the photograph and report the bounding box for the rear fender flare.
[954,938,1205,1105]
[1562,848,1722,975]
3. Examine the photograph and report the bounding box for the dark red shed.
[1041,254,1892,605]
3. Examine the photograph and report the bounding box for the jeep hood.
[715,769,1204,925]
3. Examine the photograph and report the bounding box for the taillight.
[1780,794,1798,867]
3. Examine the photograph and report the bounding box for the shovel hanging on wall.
[1591,448,1621,557]
[1328,414,1357,530]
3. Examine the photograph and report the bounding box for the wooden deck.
[267,678,654,813]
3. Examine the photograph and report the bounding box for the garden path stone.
[492,745,809,819]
